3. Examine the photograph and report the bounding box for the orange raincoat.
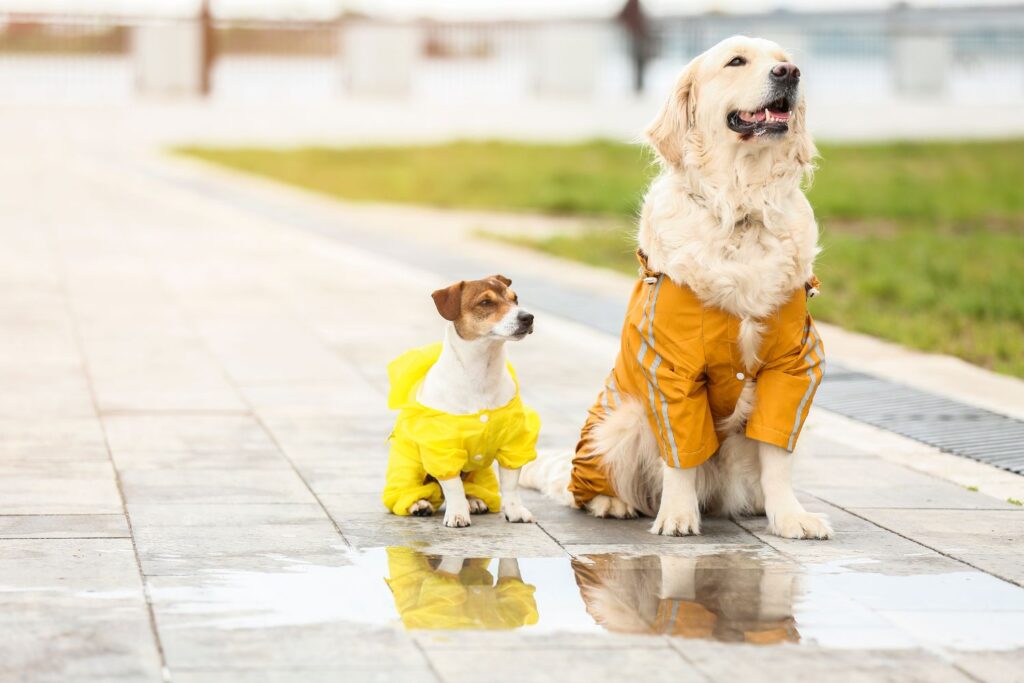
[569,254,824,507]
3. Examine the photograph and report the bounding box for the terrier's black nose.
[771,62,800,82]
[518,311,535,326]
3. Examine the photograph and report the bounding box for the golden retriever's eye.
[478,299,493,307]
[726,56,746,67]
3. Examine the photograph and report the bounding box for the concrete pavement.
[1,119,1023,682]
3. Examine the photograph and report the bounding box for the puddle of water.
[147,547,1024,651]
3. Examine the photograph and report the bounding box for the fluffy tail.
[522,397,662,516]
[596,397,662,518]
[519,450,577,507]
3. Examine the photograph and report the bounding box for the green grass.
[177,139,1024,378]
[178,140,657,216]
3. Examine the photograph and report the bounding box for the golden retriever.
[523,36,832,540]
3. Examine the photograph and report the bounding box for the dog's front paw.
[503,501,535,524]
[768,510,832,540]
[650,508,701,536]
[443,509,471,528]
[467,496,489,514]
[408,499,434,516]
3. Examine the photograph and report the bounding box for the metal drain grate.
[817,364,1024,475]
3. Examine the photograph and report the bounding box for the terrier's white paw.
[650,507,701,536]
[467,496,489,514]
[503,501,535,524]
[587,495,639,519]
[443,509,471,528]
[407,499,434,516]
[768,510,833,540]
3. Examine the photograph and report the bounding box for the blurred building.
[0,1,1022,105]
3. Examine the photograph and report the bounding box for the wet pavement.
[144,545,1024,651]
[0,121,1022,682]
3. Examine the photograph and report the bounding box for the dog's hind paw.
[587,495,639,519]
[408,500,434,516]
[768,510,832,540]
[467,496,489,514]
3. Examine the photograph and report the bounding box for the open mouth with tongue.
[727,96,792,138]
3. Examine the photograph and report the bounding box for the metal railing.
[1,11,1021,104]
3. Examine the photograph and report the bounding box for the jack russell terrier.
[383,275,539,528]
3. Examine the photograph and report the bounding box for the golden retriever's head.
[431,275,534,341]
[647,35,814,170]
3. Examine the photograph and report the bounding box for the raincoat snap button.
[473,454,484,462]
[736,372,745,380]
[479,413,489,423]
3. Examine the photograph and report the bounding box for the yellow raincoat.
[385,547,538,630]
[382,343,540,516]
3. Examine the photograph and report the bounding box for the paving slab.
[672,642,977,683]
[0,462,124,515]
[848,508,1024,586]
[0,514,129,539]
[423,646,704,683]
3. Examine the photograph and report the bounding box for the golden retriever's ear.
[431,281,464,321]
[646,59,698,167]
[791,97,818,170]
[491,274,512,287]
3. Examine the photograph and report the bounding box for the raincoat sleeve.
[746,314,825,452]
[495,404,540,470]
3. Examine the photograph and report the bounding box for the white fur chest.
[416,326,517,415]
[639,173,818,321]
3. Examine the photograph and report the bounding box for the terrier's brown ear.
[491,274,512,287]
[431,281,464,321]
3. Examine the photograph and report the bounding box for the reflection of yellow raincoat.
[382,344,540,516]
[385,547,538,630]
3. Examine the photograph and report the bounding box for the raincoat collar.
[387,342,520,415]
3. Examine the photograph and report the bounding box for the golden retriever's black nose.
[771,62,800,82]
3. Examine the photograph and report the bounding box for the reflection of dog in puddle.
[572,553,799,644]
[385,547,538,630]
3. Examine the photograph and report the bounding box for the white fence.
[0,12,1022,105]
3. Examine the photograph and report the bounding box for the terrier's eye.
[726,56,746,67]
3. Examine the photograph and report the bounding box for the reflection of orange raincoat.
[383,344,540,516]
[571,556,798,645]
[385,547,538,630]
[570,255,825,507]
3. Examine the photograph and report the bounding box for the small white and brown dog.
[383,275,539,528]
